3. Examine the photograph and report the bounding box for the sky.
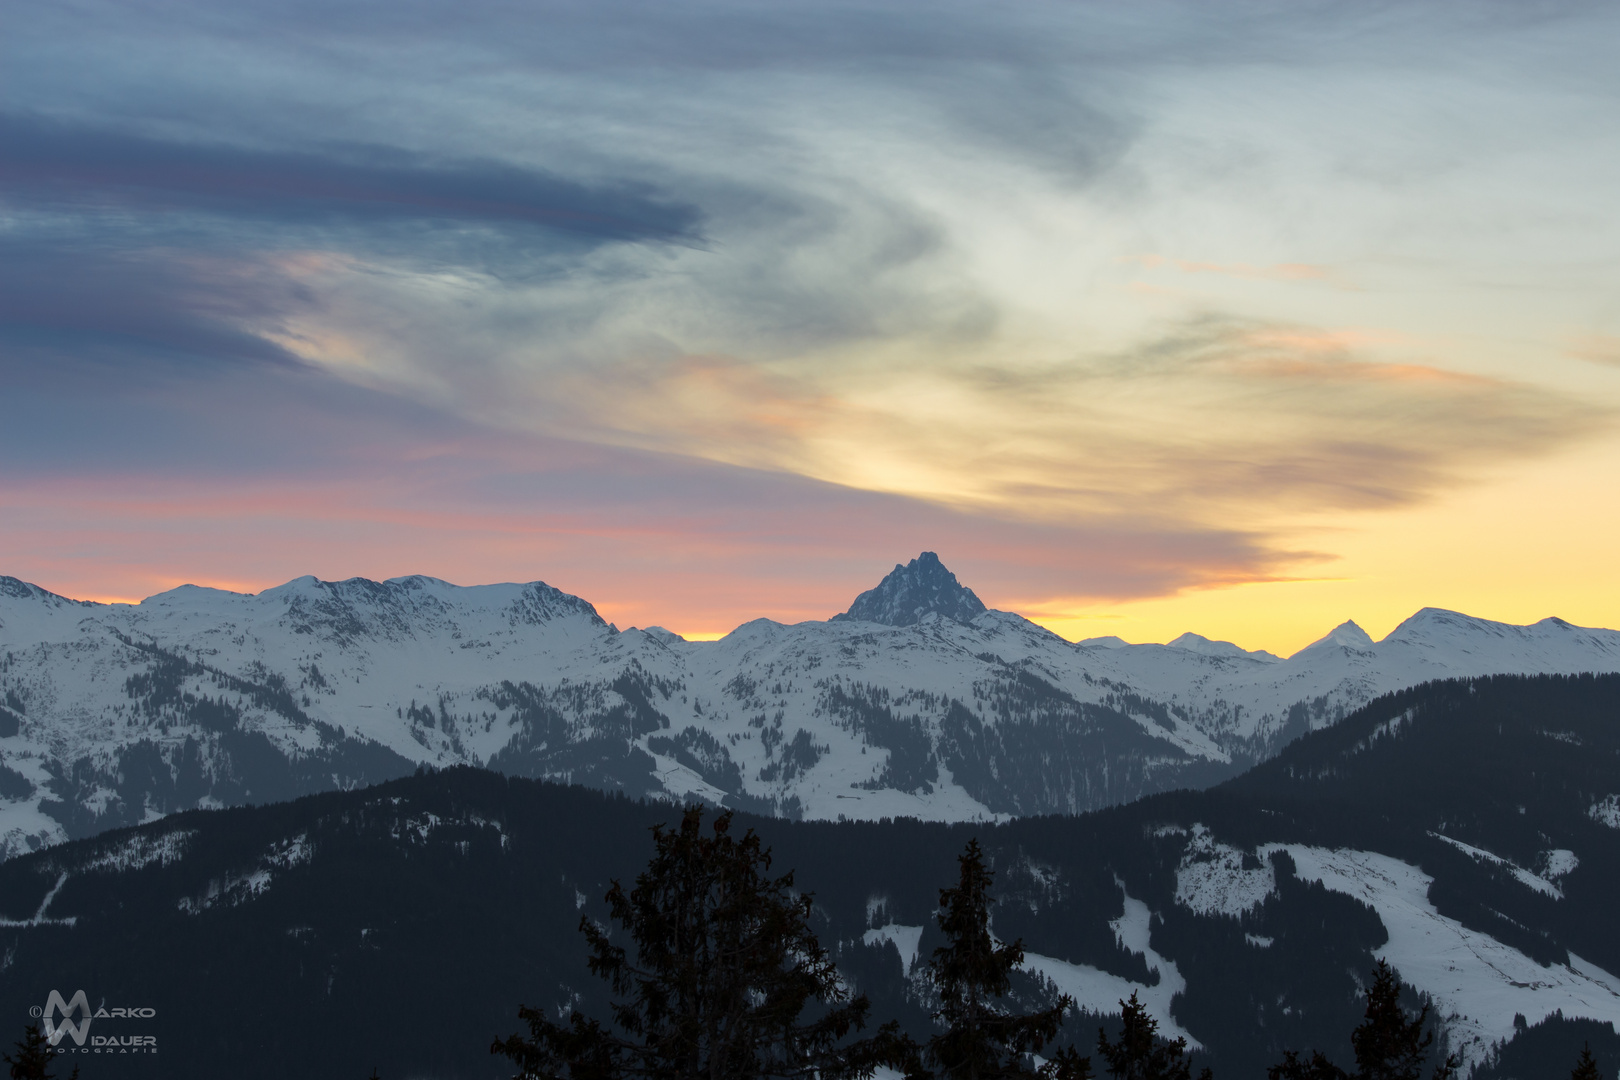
[3,1,1619,654]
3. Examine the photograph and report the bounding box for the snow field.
[1020,885,1201,1049]
[1274,846,1620,1073]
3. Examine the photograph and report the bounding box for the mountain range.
[3,674,1617,1079]
[4,552,1620,859]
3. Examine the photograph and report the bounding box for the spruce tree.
[1096,993,1206,1080]
[1267,960,1455,1080]
[4,1025,78,1080]
[1572,1044,1603,1080]
[1350,961,1455,1080]
[922,839,1091,1080]
[493,806,911,1080]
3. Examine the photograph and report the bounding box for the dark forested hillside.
[1,674,1617,1080]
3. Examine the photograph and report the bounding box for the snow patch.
[0,871,76,928]
[178,833,312,913]
[80,829,195,874]
[1174,825,1275,918]
[863,924,925,976]
[1542,849,1579,880]
[1589,796,1620,829]
[1020,884,1200,1048]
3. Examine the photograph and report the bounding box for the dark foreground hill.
[2,674,1619,1080]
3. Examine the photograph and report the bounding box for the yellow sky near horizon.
[1017,432,1620,656]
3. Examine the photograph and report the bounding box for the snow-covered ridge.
[3,560,1620,859]
[1427,832,1574,900]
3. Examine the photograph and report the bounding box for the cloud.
[1568,334,1620,368]
[469,313,1609,528]
[0,111,700,246]
[1124,255,1335,283]
[0,242,314,383]
[0,364,1301,627]
[0,109,702,386]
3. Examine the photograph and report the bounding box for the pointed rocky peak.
[1296,619,1375,655]
[833,552,987,627]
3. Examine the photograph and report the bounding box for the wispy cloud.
[471,313,1608,527]
[1568,334,1620,369]
[0,111,699,244]
[1124,255,1336,283]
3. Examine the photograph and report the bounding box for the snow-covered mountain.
[4,675,1618,1079]
[3,553,1620,858]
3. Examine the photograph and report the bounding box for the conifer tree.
[1572,1044,1603,1080]
[1267,960,1455,1080]
[922,839,1091,1080]
[493,806,912,1080]
[4,1025,78,1080]
[1096,993,1207,1080]
[1349,961,1456,1080]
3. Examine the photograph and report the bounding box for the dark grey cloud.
[0,111,700,244]
[0,109,702,387]
[0,240,310,382]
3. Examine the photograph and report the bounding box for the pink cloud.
[0,434,1297,635]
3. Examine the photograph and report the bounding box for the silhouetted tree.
[1268,961,1455,1080]
[1096,993,1206,1080]
[1572,1044,1604,1080]
[1267,1051,1346,1080]
[1349,961,1456,1080]
[493,806,912,1080]
[923,839,1091,1080]
[4,1025,78,1080]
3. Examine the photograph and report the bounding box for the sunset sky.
[4,2,1618,654]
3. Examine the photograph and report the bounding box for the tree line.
[4,804,1608,1080]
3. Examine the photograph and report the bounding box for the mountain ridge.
[3,557,1620,860]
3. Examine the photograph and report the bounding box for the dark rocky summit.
[835,551,987,627]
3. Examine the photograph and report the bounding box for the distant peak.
[1168,632,1282,662]
[833,552,987,627]
[0,576,98,607]
[1298,619,1375,654]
